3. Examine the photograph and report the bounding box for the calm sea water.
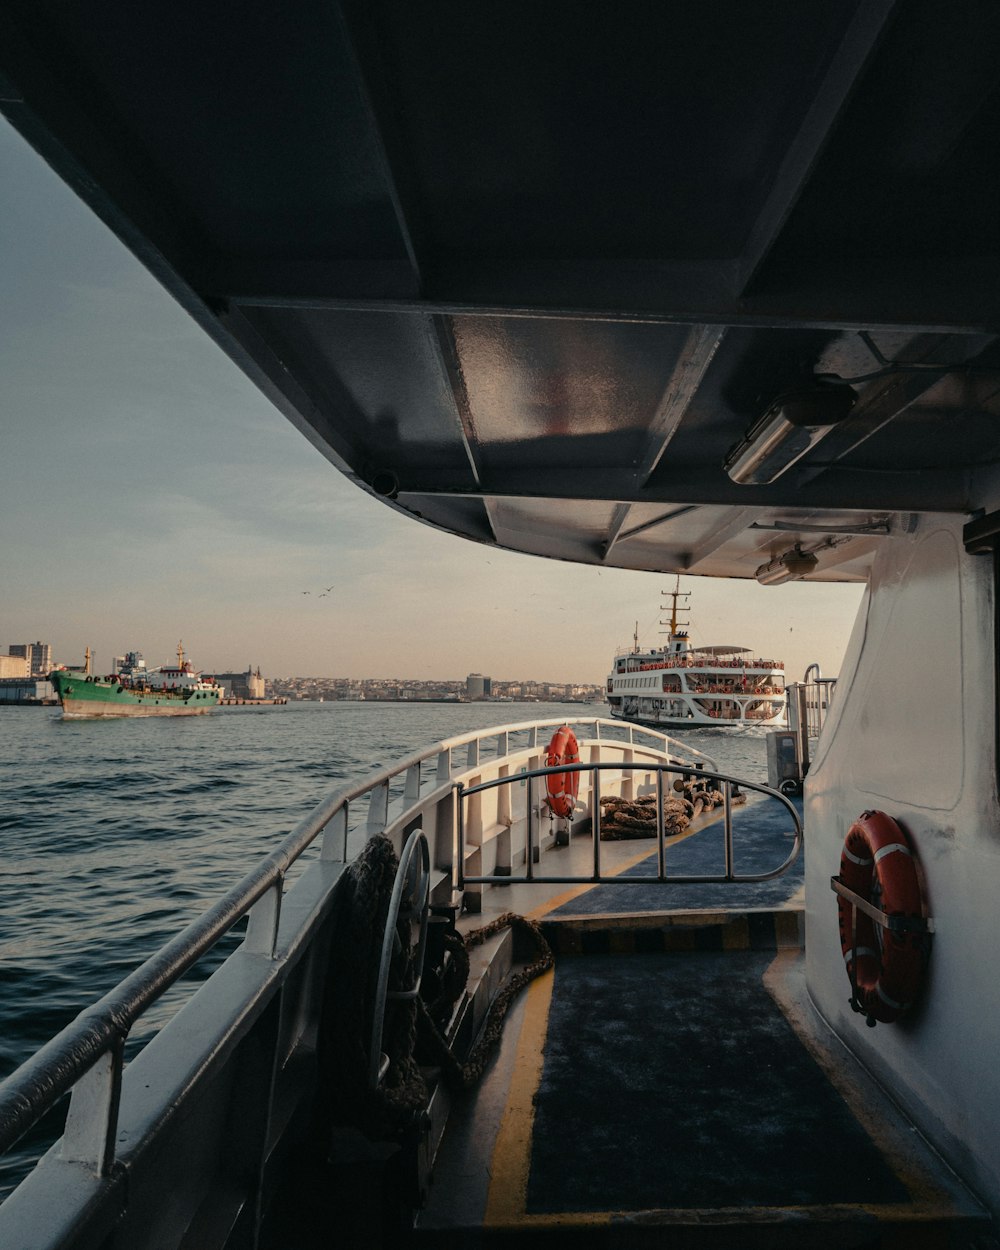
[0,700,768,1197]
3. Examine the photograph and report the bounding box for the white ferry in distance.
[607,583,786,729]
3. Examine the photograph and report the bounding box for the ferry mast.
[660,577,690,656]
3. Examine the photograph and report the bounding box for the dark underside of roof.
[4,0,1000,579]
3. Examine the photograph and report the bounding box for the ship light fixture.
[755,547,819,586]
[724,384,857,485]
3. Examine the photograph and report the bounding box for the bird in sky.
[301,591,311,595]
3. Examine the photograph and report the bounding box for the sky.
[0,119,865,684]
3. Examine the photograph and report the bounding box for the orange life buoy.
[544,726,580,819]
[837,810,927,1023]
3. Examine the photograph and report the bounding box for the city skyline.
[1,119,865,686]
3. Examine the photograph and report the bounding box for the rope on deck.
[417,912,553,1089]
[317,836,553,1143]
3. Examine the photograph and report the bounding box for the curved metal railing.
[455,763,802,889]
[0,715,711,1164]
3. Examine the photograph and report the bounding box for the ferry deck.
[5,3,1000,1246]
[247,738,984,1250]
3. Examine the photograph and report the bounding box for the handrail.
[0,714,711,1161]
[455,762,802,888]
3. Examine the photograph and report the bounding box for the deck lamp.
[723,383,856,485]
[755,546,819,586]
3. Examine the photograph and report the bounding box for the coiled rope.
[317,835,552,1140]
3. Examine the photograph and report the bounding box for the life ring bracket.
[830,876,934,936]
[831,848,933,1028]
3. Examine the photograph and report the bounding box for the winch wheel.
[369,828,431,1088]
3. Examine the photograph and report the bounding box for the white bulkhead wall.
[805,514,1000,1214]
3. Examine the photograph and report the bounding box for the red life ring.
[544,726,580,819]
[837,810,926,1023]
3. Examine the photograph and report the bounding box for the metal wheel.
[369,828,431,1088]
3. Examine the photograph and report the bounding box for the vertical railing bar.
[321,804,348,862]
[723,780,734,881]
[244,875,284,957]
[850,901,859,1010]
[592,764,602,881]
[454,784,465,892]
[367,780,390,834]
[404,761,421,805]
[656,769,666,882]
[526,778,535,881]
[60,1036,125,1173]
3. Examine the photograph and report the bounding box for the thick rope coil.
[416,912,553,1089]
[317,836,553,1141]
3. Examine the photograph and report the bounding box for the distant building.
[0,678,54,704]
[8,642,53,677]
[0,654,29,678]
[209,666,265,699]
[466,673,492,700]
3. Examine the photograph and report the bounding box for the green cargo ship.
[50,645,221,718]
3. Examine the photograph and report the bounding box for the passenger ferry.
[4,5,1000,1248]
[607,583,786,729]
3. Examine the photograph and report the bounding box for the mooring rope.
[416,912,553,1090]
[318,835,553,1140]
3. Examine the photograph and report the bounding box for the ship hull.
[51,672,219,718]
[608,706,786,731]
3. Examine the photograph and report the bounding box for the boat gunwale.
[0,716,713,1159]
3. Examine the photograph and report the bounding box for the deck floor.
[422,799,987,1246]
[421,945,985,1244]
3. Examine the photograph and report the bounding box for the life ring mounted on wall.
[543,726,580,819]
[833,810,931,1026]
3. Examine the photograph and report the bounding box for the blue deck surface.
[555,796,803,915]
[527,950,907,1213]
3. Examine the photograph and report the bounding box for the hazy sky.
[0,120,865,683]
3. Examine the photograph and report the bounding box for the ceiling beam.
[600,503,636,562]
[394,466,973,514]
[427,315,498,543]
[684,509,762,570]
[601,326,725,560]
[637,326,727,485]
[604,506,702,555]
[736,0,901,294]
[228,253,1000,337]
[795,336,1000,491]
[335,4,425,287]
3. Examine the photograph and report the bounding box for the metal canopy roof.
[3,1,1000,581]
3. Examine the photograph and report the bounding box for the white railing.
[0,716,713,1178]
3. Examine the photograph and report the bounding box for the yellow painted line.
[484,965,555,1226]
[483,955,616,1228]
[482,1203,958,1230]
[525,813,721,922]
